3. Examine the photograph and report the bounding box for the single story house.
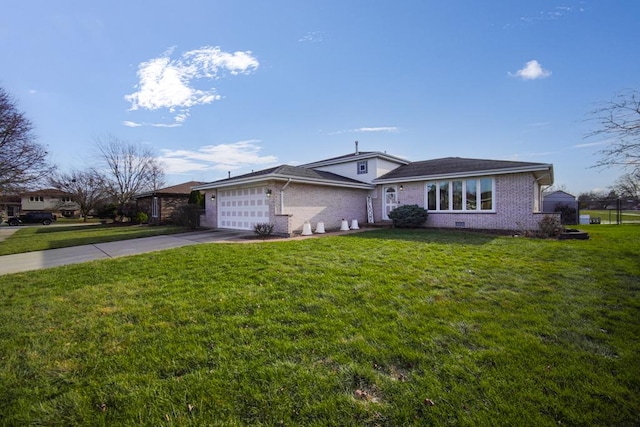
[193,147,555,236]
[135,181,206,225]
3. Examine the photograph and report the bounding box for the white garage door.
[218,187,270,230]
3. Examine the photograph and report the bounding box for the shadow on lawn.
[342,227,501,245]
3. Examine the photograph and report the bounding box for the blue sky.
[2,1,639,194]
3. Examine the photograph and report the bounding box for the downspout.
[280,178,292,214]
[535,173,551,212]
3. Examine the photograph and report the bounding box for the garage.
[217,186,270,230]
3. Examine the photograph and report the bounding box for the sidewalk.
[0,229,253,275]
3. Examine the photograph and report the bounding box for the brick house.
[193,148,555,236]
[135,181,206,225]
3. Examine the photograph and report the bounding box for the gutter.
[193,174,374,191]
[374,164,554,184]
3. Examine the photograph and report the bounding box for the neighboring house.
[193,148,555,235]
[135,181,206,225]
[20,189,79,217]
[0,193,21,220]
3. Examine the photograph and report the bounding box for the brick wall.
[201,172,557,233]
[137,195,192,224]
[203,191,217,228]
[374,173,558,231]
[277,183,370,233]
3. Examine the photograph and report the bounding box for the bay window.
[425,178,494,211]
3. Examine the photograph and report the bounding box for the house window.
[29,196,44,202]
[480,178,493,210]
[426,178,494,211]
[426,183,437,210]
[357,160,368,175]
[151,196,159,218]
[466,179,477,210]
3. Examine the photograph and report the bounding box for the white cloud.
[122,120,143,127]
[125,46,259,126]
[507,4,585,28]
[329,126,400,135]
[573,141,608,148]
[509,60,552,80]
[299,31,324,43]
[357,127,399,133]
[157,140,277,174]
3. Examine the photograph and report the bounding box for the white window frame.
[357,160,368,175]
[151,196,159,218]
[425,178,495,212]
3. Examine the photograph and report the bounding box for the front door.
[383,186,398,220]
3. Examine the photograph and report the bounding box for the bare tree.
[50,169,109,222]
[586,89,640,172]
[148,158,167,191]
[0,87,53,191]
[611,171,640,202]
[96,135,163,220]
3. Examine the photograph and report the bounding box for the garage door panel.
[218,186,270,230]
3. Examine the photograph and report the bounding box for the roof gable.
[301,151,408,169]
[543,190,575,199]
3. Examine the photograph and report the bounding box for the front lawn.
[0,226,638,425]
[0,224,185,255]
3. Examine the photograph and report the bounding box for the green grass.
[581,209,640,223]
[0,225,638,425]
[0,224,185,255]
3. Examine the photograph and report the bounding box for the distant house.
[193,147,556,235]
[0,193,21,220]
[135,181,206,225]
[20,189,79,217]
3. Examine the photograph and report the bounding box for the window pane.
[466,180,477,210]
[481,178,492,210]
[439,182,449,210]
[357,161,368,174]
[452,180,463,210]
[427,183,436,210]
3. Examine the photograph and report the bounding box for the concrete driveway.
[0,228,253,275]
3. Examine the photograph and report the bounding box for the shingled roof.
[135,181,207,198]
[375,157,553,182]
[21,188,72,197]
[300,150,408,168]
[193,164,373,190]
